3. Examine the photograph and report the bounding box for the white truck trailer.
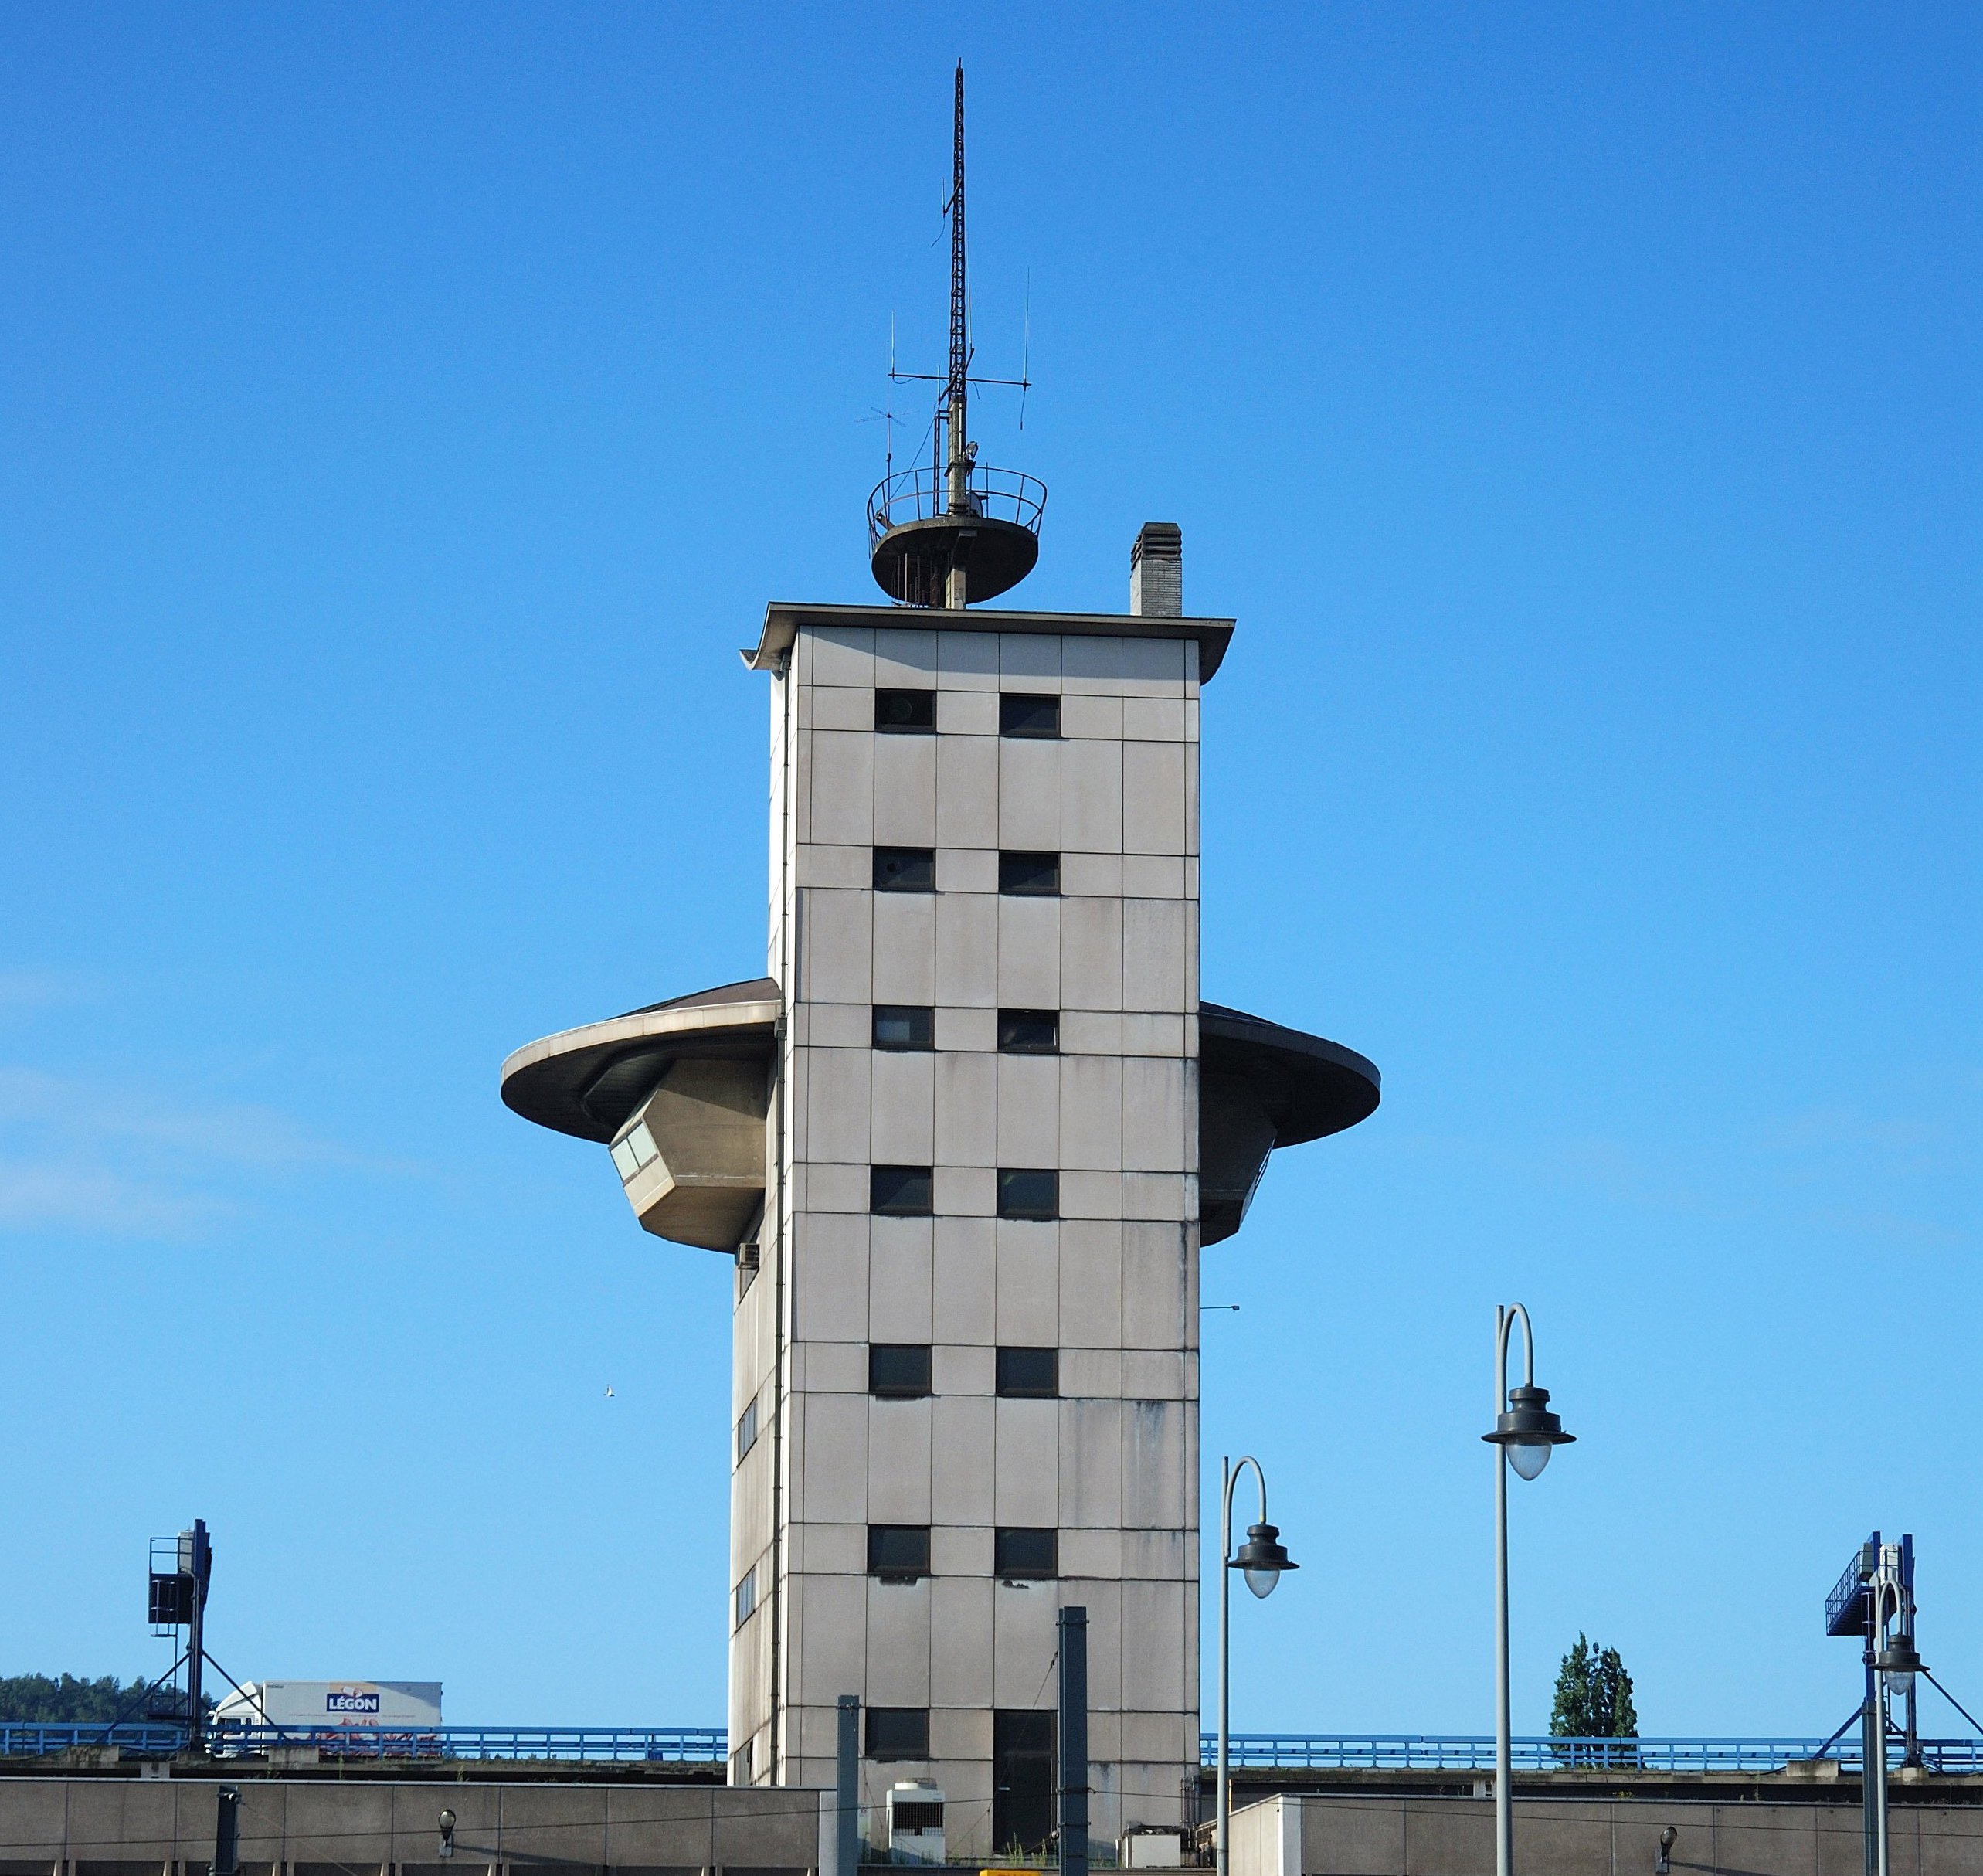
[212,1681,443,1732]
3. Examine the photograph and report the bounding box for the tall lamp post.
[1868,1551,1927,1876]
[1481,1305,1575,1876]
[1215,1456,1298,1876]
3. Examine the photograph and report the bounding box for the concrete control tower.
[500,67,1377,1864]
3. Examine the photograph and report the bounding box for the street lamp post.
[1481,1305,1575,1876]
[1215,1456,1298,1876]
[1867,1550,1927,1876]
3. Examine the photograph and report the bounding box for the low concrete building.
[1227,1789,1983,1876]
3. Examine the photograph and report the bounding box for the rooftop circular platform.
[867,464,1046,607]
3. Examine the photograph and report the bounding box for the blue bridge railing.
[0,1723,189,1757]
[6,1724,1979,1775]
[1205,1734,1983,1775]
[0,1724,728,1762]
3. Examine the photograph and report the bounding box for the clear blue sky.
[2,4,1975,1739]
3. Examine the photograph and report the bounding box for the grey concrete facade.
[500,588,1376,1861]
[1229,1791,1983,1876]
[734,615,1207,1851]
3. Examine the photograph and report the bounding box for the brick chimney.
[1129,521,1183,617]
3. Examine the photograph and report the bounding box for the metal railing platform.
[0,1724,728,1762]
[1204,1734,1983,1775]
[5,1724,1978,1776]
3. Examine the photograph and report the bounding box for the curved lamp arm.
[1221,1454,1269,1562]
[1495,1302,1536,1409]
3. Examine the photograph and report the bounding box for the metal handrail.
[867,464,1047,548]
[8,1722,1978,1774]
[0,1723,728,1762]
[1201,1734,1983,1773]
[0,1723,190,1756]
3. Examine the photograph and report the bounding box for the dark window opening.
[874,847,936,892]
[993,1710,1055,1853]
[868,1524,931,1581]
[871,1165,934,1216]
[998,850,1059,896]
[997,1168,1058,1220]
[999,693,1061,739]
[867,1706,930,1761]
[994,1527,1058,1580]
[869,1344,932,1399]
[996,1346,1058,1398]
[873,1004,935,1051]
[997,1008,1059,1053]
[877,688,937,733]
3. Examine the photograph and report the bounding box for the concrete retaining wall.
[1228,1791,1983,1876]
[0,1777,826,1876]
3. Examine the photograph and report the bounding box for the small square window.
[871,1165,934,1216]
[865,1706,930,1761]
[873,1004,935,1051]
[1000,693,1061,738]
[998,850,1059,896]
[997,1008,1058,1053]
[996,1346,1058,1398]
[870,1344,932,1399]
[733,1562,758,1629]
[875,847,937,892]
[876,688,937,732]
[868,1524,931,1580]
[735,1395,759,1463]
[995,1527,1058,1580]
[997,1168,1058,1221]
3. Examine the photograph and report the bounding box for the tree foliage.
[0,1673,159,1723]
[1549,1634,1638,1738]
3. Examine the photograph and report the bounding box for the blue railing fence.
[3,1724,1979,1776]
[0,1724,727,1763]
[1204,1734,1983,1775]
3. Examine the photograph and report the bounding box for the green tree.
[1549,1634,1638,1738]
[0,1673,157,1723]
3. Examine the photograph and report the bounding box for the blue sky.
[2,4,1975,1739]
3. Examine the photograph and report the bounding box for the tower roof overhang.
[501,977,1377,1249]
[500,978,780,1144]
[1199,1003,1380,1148]
[744,601,1236,683]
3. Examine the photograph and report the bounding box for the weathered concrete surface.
[0,1774,823,1875]
[1229,1791,1983,1876]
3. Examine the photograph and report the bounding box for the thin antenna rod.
[1019,274,1031,430]
[948,60,968,433]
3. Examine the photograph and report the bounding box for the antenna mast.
[943,60,974,559]
[866,63,1043,608]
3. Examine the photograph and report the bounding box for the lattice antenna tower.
[867,63,1044,609]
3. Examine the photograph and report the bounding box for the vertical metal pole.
[1058,1607,1089,1876]
[187,1521,210,1753]
[1216,1459,1232,1876]
[1901,1534,1920,1767]
[1872,1671,1890,1876]
[210,1784,239,1876]
[1494,1310,1513,1876]
[834,1695,860,1876]
[1861,1658,1877,1876]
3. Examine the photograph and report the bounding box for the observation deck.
[868,462,1045,607]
